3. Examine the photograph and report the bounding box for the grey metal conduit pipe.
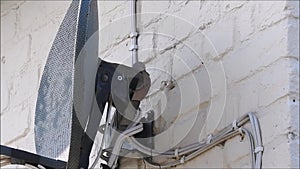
[248,112,263,169]
[87,113,257,168]
[143,128,257,169]
[127,123,236,158]
[241,127,256,168]
[90,100,114,168]
[107,123,144,168]
[142,113,263,169]
[90,104,143,168]
[143,130,242,168]
[129,127,229,158]
[128,114,250,158]
[130,0,138,65]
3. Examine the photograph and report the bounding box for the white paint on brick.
[204,17,235,59]
[0,0,298,168]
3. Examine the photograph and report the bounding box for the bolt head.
[117,75,123,81]
[101,73,109,82]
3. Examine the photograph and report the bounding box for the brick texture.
[1,1,299,168]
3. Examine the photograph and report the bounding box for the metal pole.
[130,0,138,66]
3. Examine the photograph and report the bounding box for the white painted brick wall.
[1,1,299,168]
[1,0,72,159]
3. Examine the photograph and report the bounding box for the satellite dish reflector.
[34,0,99,164]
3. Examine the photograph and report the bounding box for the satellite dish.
[34,0,79,159]
[33,1,147,168]
[34,0,99,164]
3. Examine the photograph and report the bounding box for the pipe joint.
[129,44,138,51]
[254,146,264,154]
[130,32,138,38]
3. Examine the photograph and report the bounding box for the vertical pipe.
[130,0,138,66]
